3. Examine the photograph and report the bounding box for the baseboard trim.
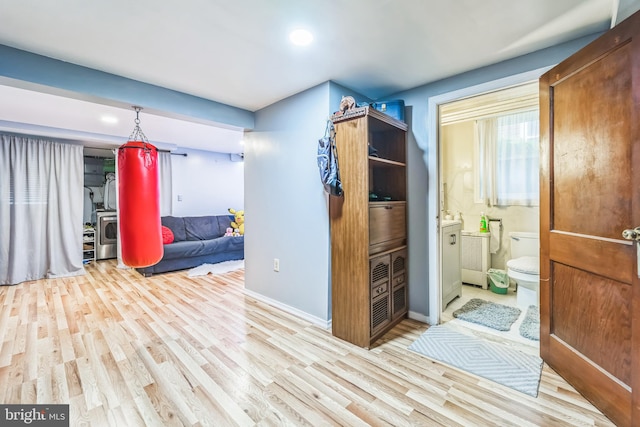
[243,289,331,330]
[408,310,430,325]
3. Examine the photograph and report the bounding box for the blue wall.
[244,82,331,324]
[243,81,370,325]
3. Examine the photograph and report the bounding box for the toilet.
[506,232,540,308]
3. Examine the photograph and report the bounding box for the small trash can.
[487,268,509,294]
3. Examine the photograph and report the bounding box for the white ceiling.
[0,0,634,153]
[0,84,245,153]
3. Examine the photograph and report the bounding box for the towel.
[83,188,94,224]
[88,186,104,203]
[104,179,117,210]
[489,221,501,254]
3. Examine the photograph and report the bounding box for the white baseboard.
[244,289,428,331]
[243,289,331,330]
[408,310,431,325]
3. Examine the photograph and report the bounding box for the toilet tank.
[509,232,539,259]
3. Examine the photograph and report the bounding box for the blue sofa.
[136,215,244,276]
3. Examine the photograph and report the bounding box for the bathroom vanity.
[441,220,462,308]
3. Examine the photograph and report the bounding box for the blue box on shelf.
[371,100,405,122]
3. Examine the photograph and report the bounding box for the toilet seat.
[507,256,539,275]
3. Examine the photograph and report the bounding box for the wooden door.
[539,10,640,427]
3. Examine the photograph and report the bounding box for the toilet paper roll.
[489,221,501,254]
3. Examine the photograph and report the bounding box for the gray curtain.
[0,134,84,285]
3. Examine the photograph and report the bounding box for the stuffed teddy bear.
[228,208,245,235]
[224,227,234,237]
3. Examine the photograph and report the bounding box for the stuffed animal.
[228,208,245,235]
[224,227,234,237]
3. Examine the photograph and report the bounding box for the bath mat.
[519,305,540,341]
[453,298,521,331]
[188,260,244,277]
[409,324,543,397]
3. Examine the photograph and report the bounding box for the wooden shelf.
[83,228,95,264]
[367,107,408,131]
[369,156,406,167]
[330,106,408,349]
[369,200,406,206]
[331,105,408,131]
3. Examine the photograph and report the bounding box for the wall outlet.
[273,258,280,272]
[177,194,183,202]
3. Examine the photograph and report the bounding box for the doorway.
[436,82,541,352]
[426,67,550,327]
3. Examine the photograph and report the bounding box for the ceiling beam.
[0,44,254,130]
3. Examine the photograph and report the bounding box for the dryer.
[95,210,117,260]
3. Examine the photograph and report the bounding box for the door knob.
[623,227,640,279]
[622,227,640,241]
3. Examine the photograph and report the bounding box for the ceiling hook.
[132,106,142,125]
[128,106,148,142]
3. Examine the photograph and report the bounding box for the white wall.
[171,148,244,217]
[441,121,539,270]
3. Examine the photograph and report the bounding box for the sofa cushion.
[184,216,222,241]
[161,216,187,242]
[201,234,244,253]
[162,240,206,260]
[161,236,244,260]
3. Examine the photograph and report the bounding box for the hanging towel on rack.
[489,220,501,254]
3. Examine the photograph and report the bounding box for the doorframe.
[426,66,551,326]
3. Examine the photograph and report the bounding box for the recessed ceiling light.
[100,115,118,124]
[289,29,313,46]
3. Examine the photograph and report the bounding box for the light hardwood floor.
[0,261,614,426]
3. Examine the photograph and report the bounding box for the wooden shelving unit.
[330,107,408,348]
[83,227,95,264]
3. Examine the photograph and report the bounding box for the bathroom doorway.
[436,81,541,352]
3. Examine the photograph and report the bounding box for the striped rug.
[409,324,543,397]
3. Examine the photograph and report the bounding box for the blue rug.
[453,298,521,331]
[409,324,543,397]
[519,305,540,341]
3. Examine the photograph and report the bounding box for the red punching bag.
[117,141,163,267]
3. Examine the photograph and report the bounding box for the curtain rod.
[83,147,187,157]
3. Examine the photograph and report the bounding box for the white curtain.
[475,118,498,206]
[475,110,539,206]
[0,134,84,285]
[158,151,173,216]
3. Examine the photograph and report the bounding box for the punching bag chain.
[128,106,150,150]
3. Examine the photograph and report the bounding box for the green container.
[103,158,115,173]
[487,268,509,294]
